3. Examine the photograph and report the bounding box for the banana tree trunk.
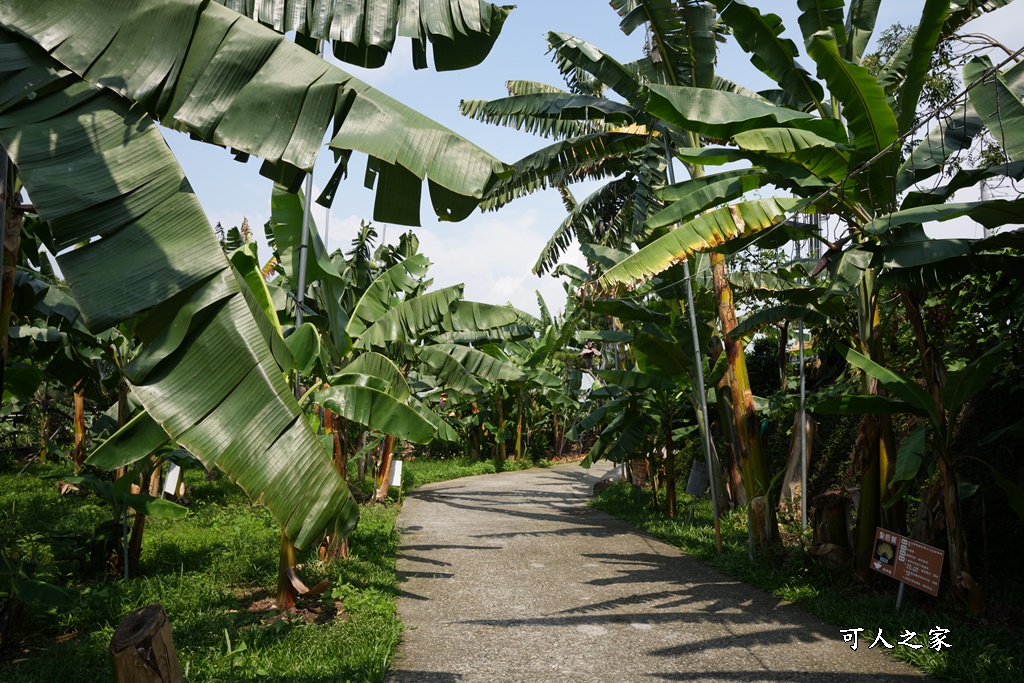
[514,389,523,461]
[277,532,298,611]
[853,274,883,580]
[0,155,21,402]
[373,434,396,503]
[326,412,348,560]
[711,253,775,547]
[709,335,745,509]
[664,406,676,519]
[900,289,983,612]
[72,385,86,470]
[495,394,506,470]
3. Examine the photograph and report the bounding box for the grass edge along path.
[590,481,1022,683]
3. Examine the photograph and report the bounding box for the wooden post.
[109,604,184,683]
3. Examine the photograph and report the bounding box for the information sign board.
[871,528,944,597]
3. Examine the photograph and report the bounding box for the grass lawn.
[0,455,547,682]
[1,462,401,682]
[591,481,1023,683]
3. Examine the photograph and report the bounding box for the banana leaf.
[357,285,463,348]
[965,55,1024,162]
[806,29,898,211]
[796,0,847,46]
[717,0,825,111]
[646,84,846,142]
[648,169,768,230]
[460,92,634,140]
[0,0,508,226]
[315,385,435,443]
[0,33,355,549]
[214,0,512,72]
[600,198,802,288]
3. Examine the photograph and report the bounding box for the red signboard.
[871,528,945,597]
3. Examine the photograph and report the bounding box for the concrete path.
[386,462,929,683]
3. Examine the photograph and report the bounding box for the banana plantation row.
[2,0,1023,650]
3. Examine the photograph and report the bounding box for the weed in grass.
[591,481,1023,683]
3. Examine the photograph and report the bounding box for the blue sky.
[165,1,1024,317]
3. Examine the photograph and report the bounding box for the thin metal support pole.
[293,41,320,398]
[796,237,808,530]
[664,138,722,551]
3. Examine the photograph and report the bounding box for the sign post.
[870,527,945,609]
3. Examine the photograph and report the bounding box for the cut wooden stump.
[109,604,184,683]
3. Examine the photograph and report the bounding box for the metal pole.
[796,237,808,530]
[664,138,722,551]
[293,43,320,399]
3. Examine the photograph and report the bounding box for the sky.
[165,1,1024,318]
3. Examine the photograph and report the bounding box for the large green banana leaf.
[965,55,1024,162]
[315,384,435,444]
[841,0,882,63]
[600,198,802,288]
[214,0,512,71]
[716,0,825,111]
[646,84,846,142]
[730,128,849,183]
[861,199,1024,235]
[894,0,951,134]
[796,0,847,46]
[346,255,432,338]
[0,0,508,226]
[806,30,898,210]
[648,169,768,230]
[545,32,649,103]
[611,0,718,89]
[0,35,356,549]
[357,285,464,348]
[340,352,411,402]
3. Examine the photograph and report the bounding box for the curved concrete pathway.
[386,462,929,683]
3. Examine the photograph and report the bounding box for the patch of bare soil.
[230,586,345,626]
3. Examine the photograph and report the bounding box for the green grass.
[0,455,553,682]
[401,456,550,491]
[0,462,402,683]
[591,481,1023,683]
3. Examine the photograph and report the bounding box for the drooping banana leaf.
[806,30,898,211]
[214,0,512,72]
[841,0,882,63]
[861,198,1024,235]
[423,344,527,383]
[648,168,768,231]
[965,55,1024,162]
[482,131,652,211]
[598,370,676,393]
[716,0,826,111]
[813,394,921,415]
[429,325,534,345]
[315,385,435,443]
[600,198,802,289]
[0,0,508,226]
[546,31,649,104]
[581,299,670,325]
[901,160,1024,209]
[646,84,846,142]
[796,0,847,46]
[836,344,939,422]
[881,254,1024,290]
[229,243,283,336]
[340,352,411,402]
[0,33,356,549]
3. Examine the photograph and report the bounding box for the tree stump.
[109,604,184,683]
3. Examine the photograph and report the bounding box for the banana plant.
[0,0,512,596]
